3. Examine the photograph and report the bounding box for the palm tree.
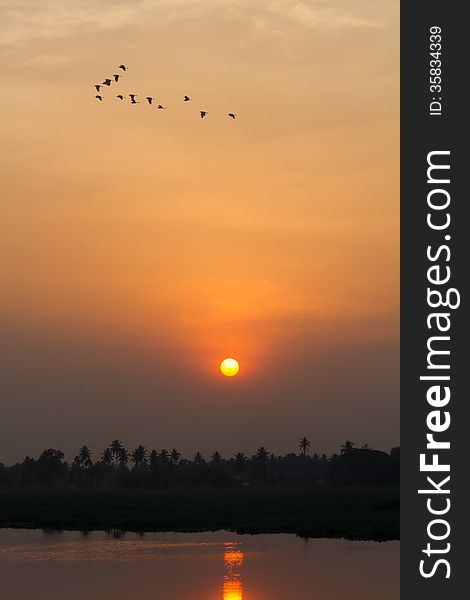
[101,448,113,466]
[340,440,356,454]
[78,445,93,468]
[193,452,204,465]
[210,451,222,465]
[117,447,129,468]
[149,450,158,469]
[255,447,269,462]
[235,452,246,465]
[170,449,181,466]
[298,437,311,456]
[131,445,147,468]
[110,439,123,467]
[159,449,169,463]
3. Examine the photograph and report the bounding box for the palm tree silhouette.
[159,449,169,464]
[340,440,356,454]
[131,445,147,468]
[149,450,158,469]
[210,451,222,465]
[101,448,113,465]
[235,452,246,465]
[117,447,129,468]
[193,452,205,465]
[7,438,399,490]
[78,445,93,468]
[170,449,181,465]
[110,439,123,467]
[255,447,269,462]
[298,437,311,456]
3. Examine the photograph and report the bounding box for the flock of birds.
[94,64,237,119]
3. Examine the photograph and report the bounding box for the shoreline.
[0,486,399,542]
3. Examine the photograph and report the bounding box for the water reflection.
[223,542,244,600]
[0,529,399,600]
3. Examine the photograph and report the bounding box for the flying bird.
[118,64,127,71]
[157,105,166,109]
[129,94,138,104]
[102,79,112,86]
[94,84,101,92]
[200,111,208,119]
[146,96,154,105]
[183,95,192,102]
[113,74,121,82]
[228,113,236,119]
[95,95,103,101]
[116,95,125,100]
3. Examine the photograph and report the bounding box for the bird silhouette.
[90,71,239,126]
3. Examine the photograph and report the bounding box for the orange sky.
[0,0,399,462]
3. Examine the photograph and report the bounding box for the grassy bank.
[0,486,399,541]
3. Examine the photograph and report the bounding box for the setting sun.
[220,358,240,377]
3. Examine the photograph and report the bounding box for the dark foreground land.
[0,486,399,541]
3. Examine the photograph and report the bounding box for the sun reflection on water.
[223,542,244,600]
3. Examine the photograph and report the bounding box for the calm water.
[0,529,399,600]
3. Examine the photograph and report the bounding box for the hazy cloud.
[0,0,393,47]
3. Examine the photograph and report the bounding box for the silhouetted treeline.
[0,440,399,491]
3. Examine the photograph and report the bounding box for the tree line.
[0,439,399,490]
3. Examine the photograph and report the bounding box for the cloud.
[0,0,149,46]
[0,0,239,46]
[0,0,393,47]
[274,1,388,30]
[22,53,72,68]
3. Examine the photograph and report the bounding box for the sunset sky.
[0,0,399,463]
